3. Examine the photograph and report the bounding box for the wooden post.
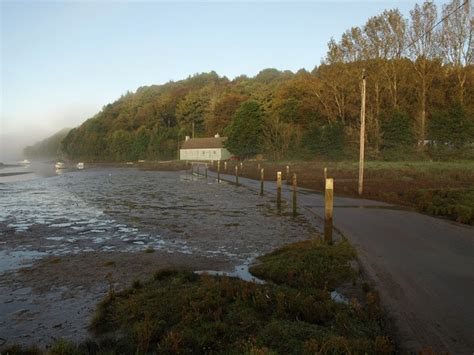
[224,161,227,173]
[240,162,243,170]
[217,161,221,182]
[197,164,200,176]
[358,70,366,196]
[292,173,297,217]
[324,167,327,180]
[286,165,290,184]
[277,171,282,209]
[260,168,264,196]
[324,178,334,244]
[235,166,239,186]
[205,165,208,179]
[257,163,261,175]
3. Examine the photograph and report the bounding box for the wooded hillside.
[24,128,71,159]
[61,0,473,162]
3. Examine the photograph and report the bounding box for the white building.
[179,134,232,161]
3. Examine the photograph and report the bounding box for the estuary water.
[0,164,314,347]
[0,164,310,274]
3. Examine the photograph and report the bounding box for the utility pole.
[358,70,366,196]
[192,121,195,139]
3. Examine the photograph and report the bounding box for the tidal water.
[0,164,310,274]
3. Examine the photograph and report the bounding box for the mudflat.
[0,167,312,349]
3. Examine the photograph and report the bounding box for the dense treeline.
[61,0,473,162]
[24,128,71,159]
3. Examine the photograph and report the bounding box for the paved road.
[196,165,474,354]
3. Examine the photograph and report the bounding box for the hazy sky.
[1,0,442,160]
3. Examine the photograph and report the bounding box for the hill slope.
[23,128,71,160]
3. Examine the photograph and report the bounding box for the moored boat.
[76,162,84,169]
[55,162,65,169]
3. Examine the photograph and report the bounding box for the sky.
[1,0,443,160]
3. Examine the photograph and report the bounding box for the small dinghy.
[76,162,84,169]
[55,162,65,169]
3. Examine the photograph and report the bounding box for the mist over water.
[0,133,52,163]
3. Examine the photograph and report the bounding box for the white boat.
[76,162,84,169]
[55,162,65,169]
[19,159,30,166]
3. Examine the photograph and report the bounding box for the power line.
[403,0,470,53]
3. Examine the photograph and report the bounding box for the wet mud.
[0,167,314,348]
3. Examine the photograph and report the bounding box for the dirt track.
[205,166,474,354]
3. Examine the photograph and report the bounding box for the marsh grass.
[84,239,391,354]
[249,238,357,291]
[3,240,393,354]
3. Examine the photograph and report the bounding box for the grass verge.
[406,188,474,224]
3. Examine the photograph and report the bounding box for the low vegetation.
[407,188,474,224]
[249,239,357,291]
[1,239,394,354]
[87,239,391,354]
[231,160,474,225]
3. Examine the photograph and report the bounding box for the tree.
[109,130,133,161]
[225,100,265,158]
[134,126,151,159]
[381,111,416,151]
[262,116,294,161]
[207,93,247,135]
[320,122,347,160]
[24,128,71,159]
[176,89,210,138]
[408,1,440,148]
[429,103,473,149]
[440,0,473,103]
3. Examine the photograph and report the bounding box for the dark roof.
[181,137,227,149]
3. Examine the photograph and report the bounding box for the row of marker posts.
[192,160,334,244]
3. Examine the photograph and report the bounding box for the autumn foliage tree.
[58,0,473,162]
[225,100,265,158]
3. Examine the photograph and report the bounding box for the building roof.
[181,137,228,149]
